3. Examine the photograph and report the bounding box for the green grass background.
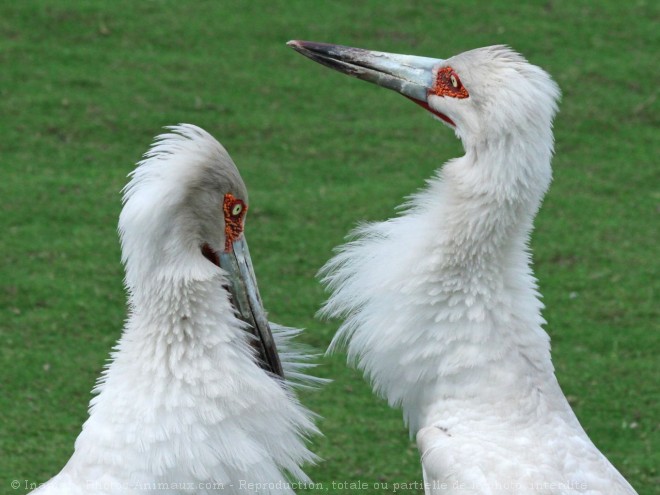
[1,1,658,493]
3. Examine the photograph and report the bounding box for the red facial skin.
[408,66,469,127]
[222,193,248,252]
[432,67,469,100]
[201,193,248,266]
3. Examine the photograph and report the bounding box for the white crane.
[31,124,320,495]
[288,41,637,494]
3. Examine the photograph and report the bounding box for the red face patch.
[223,193,248,252]
[431,67,469,99]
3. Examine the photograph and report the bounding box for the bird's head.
[287,41,559,150]
[119,124,283,376]
[120,124,249,277]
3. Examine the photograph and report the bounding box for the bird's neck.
[325,130,560,434]
[113,264,250,382]
[412,130,553,276]
[407,134,557,428]
[461,131,553,208]
[65,269,265,483]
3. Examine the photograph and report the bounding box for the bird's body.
[32,125,318,495]
[322,153,634,495]
[289,42,637,494]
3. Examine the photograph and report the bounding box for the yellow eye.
[450,74,458,88]
[231,203,243,216]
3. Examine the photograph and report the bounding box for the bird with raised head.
[288,41,637,494]
[31,124,320,495]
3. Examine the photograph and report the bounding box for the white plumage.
[289,41,637,494]
[32,124,319,495]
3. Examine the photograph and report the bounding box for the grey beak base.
[219,236,284,378]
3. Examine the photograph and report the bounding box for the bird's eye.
[223,194,248,252]
[432,67,468,99]
[223,193,247,226]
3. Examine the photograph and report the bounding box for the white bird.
[288,41,638,494]
[31,124,320,495]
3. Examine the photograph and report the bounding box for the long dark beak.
[287,40,443,103]
[220,236,284,378]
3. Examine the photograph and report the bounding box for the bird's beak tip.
[286,40,311,52]
[286,40,327,57]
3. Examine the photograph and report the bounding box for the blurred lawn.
[1,0,658,493]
